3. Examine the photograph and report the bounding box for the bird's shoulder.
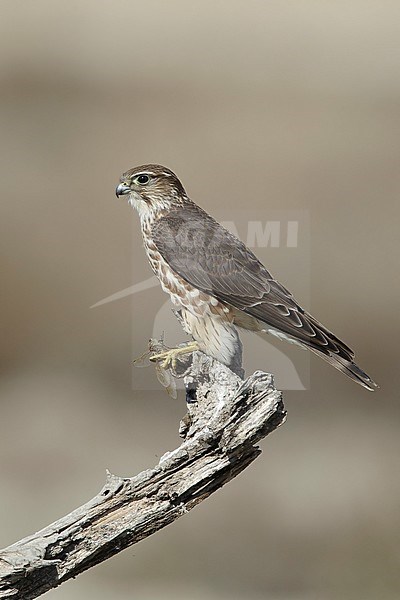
[151,201,259,262]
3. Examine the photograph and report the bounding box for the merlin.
[116,164,377,391]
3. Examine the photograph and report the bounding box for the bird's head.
[116,164,187,220]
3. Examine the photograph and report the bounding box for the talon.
[149,342,199,370]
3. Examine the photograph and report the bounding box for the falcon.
[116,164,377,391]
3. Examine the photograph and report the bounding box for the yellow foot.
[150,341,199,370]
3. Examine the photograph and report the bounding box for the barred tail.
[309,348,379,391]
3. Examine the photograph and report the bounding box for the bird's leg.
[149,341,199,370]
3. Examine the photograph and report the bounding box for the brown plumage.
[116,164,378,391]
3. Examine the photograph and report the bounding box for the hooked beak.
[115,182,130,197]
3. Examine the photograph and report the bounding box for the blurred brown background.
[1,1,399,599]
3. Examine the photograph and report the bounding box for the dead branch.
[0,352,285,599]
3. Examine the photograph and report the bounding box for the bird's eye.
[135,174,150,185]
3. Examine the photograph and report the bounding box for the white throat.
[128,190,177,228]
[128,191,153,221]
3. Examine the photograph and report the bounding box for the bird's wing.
[151,203,354,360]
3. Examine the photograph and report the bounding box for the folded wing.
[151,203,377,390]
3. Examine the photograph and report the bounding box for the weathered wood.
[0,352,285,599]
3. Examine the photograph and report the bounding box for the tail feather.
[309,347,379,391]
[291,311,378,391]
[259,311,379,391]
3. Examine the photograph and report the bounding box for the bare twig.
[0,352,285,599]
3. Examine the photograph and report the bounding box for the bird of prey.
[116,164,377,391]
